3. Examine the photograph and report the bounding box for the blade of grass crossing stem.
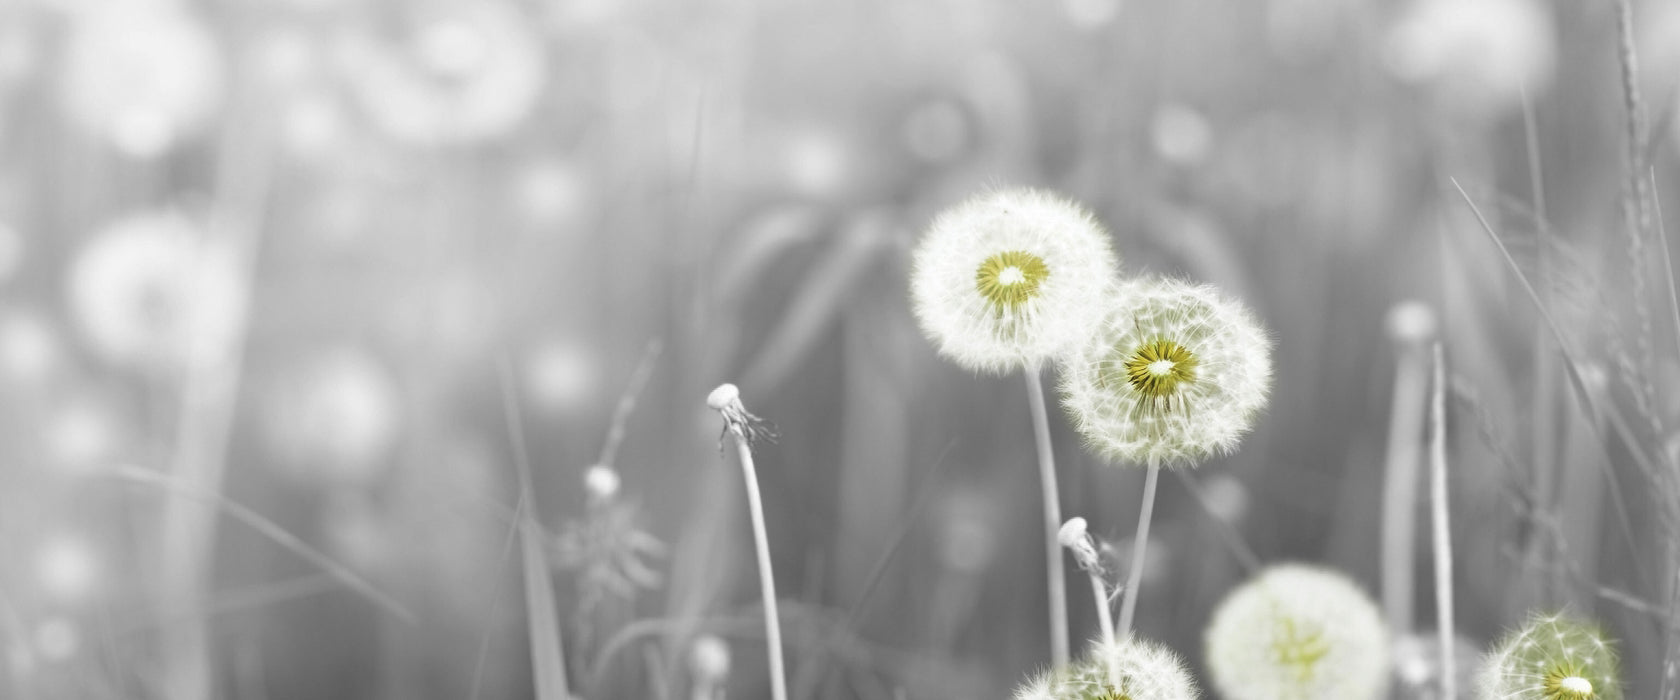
[110,467,414,623]
[498,358,572,700]
[1451,179,1653,584]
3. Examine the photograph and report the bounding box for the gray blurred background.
[2,0,1679,698]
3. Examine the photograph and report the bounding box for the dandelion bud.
[584,464,621,502]
[1384,300,1437,346]
[1058,517,1100,572]
[1475,612,1621,700]
[1204,564,1389,700]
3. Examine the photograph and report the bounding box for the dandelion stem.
[725,426,788,700]
[1025,367,1070,667]
[1380,334,1429,636]
[1086,565,1120,689]
[1116,459,1161,640]
[1429,343,1456,700]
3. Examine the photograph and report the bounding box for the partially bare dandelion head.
[1476,612,1621,700]
[707,383,776,447]
[1014,638,1200,700]
[910,188,1120,374]
[1058,517,1101,572]
[1204,564,1389,700]
[1060,278,1272,467]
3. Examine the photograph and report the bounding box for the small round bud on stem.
[1058,517,1101,572]
[706,383,740,411]
[583,464,620,502]
[1384,300,1437,346]
[690,634,730,683]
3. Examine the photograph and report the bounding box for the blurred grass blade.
[110,467,415,624]
[498,358,571,700]
[1450,179,1659,570]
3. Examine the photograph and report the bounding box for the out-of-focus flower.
[910,188,1120,374]
[260,347,401,487]
[33,619,78,662]
[690,634,731,700]
[1384,0,1556,119]
[1152,103,1214,167]
[0,308,60,385]
[337,1,545,145]
[34,534,100,603]
[1061,0,1122,30]
[1477,612,1621,700]
[511,159,591,226]
[1393,631,1481,698]
[43,391,122,476]
[1204,564,1389,700]
[58,4,224,157]
[1015,638,1199,700]
[1060,278,1272,467]
[252,30,352,160]
[524,337,601,415]
[65,211,243,372]
[553,466,664,603]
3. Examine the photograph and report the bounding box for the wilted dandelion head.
[1204,564,1388,700]
[1476,612,1621,700]
[910,188,1119,374]
[1015,638,1199,700]
[1060,278,1271,467]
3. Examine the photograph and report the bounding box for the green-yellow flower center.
[1543,668,1596,699]
[1123,338,1198,407]
[975,250,1049,311]
[1272,615,1330,684]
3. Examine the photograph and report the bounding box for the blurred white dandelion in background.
[57,3,224,157]
[260,347,401,487]
[43,392,122,476]
[0,309,58,385]
[338,1,545,145]
[34,535,100,603]
[524,337,601,415]
[32,619,78,663]
[1384,0,1556,119]
[1204,564,1389,700]
[1151,102,1214,168]
[65,210,243,372]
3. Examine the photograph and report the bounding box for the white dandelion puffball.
[338,1,544,145]
[910,188,1120,374]
[261,348,401,487]
[1476,612,1621,700]
[1015,638,1199,700]
[1204,564,1389,700]
[58,4,224,157]
[1384,0,1556,118]
[66,211,243,371]
[1060,278,1271,467]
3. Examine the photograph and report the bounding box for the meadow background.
[3,0,1680,698]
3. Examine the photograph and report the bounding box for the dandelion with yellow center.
[910,186,1122,668]
[1476,612,1621,700]
[1013,638,1200,700]
[911,188,1118,374]
[1062,278,1271,467]
[1204,564,1389,700]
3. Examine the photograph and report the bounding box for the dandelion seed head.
[1061,278,1271,467]
[1204,564,1388,700]
[1013,637,1199,700]
[1477,612,1621,700]
[911,188,1119,374]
